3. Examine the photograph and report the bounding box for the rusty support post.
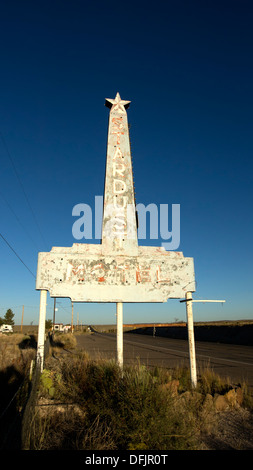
[116,302,123,368]
[36,289,47,372]
[185,291,197,388]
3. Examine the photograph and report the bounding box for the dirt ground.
[201,407,253,450]
[5,327,253,450]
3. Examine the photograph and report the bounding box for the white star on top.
[105,92,131,113]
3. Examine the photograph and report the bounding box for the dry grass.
[25,354,253,451]
[0,333,35,373]
[53,332,77,350]
[1,332,253,450]
[27,356,201,450]
[0,333,37,449]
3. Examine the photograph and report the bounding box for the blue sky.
[0,0,252,326]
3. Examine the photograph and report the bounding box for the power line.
[0,131,48,250]
[0,190,40,251]
[0,232,36,279]
[57,301,72,314]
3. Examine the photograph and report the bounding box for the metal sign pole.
[116,302,123,368]
[185,292,197,388]
[192,300,226,303]
[181,296,226,388]
[36,289,47,372]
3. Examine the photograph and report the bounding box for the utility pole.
[21,305,24,333]
[71,301,74,333]
[53,298,56,335]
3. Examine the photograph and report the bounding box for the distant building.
[53,323,72,332]
[0,324,13,333]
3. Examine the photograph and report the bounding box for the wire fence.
[21,360,41,449]
[21,335,52,449]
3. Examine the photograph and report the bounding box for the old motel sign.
[36,93,196,372]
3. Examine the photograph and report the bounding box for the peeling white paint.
[36,92,195,302]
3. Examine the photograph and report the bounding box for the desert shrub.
[0,334,36,449]
[28,407,117,450]
[53,333,77,350]
[117,365,197,450]
[29,356,253,451]
[197,367,231,396]
[38,357,199,450]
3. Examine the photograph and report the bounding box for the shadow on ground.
[0,365,24,449]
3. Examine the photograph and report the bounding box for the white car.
[0,324,13,333]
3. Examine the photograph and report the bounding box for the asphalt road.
[75,331,253,389]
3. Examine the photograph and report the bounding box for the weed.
[1,334,252,450]
[32,357,201,450]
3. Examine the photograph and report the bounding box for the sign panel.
[36,245,195,302]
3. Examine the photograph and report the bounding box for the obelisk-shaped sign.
[36,93,195,302]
